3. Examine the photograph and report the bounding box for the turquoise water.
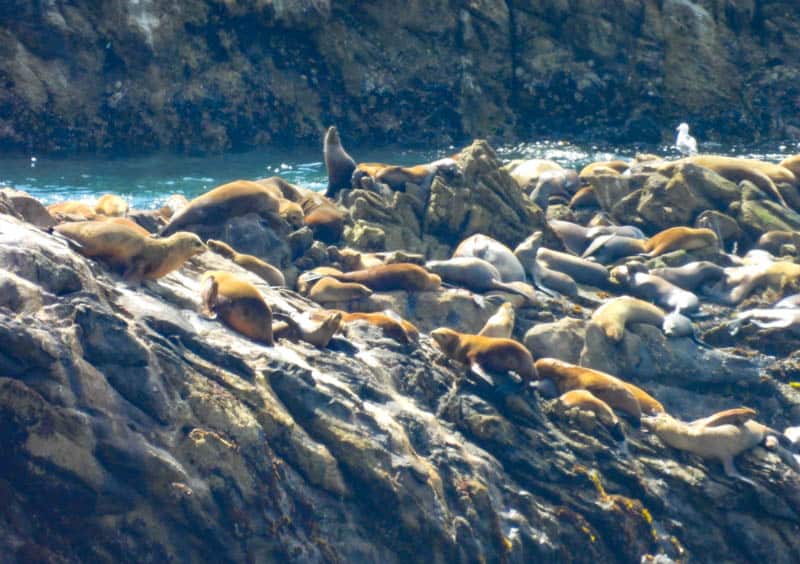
[2,140,798,209]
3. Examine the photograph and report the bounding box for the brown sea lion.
[307,277,373,303]
[324,126,357,198]
[323,263,440,292]
[333,310,419,344]
[555,389,622,433]
[756,230,800,255]
[431,327,537,386]
[568,186,599,209]
[255,176,305,203]
[160,180,280,236]
[94,194,129,217]
[272,309,343,348]
[645,226,718,257]
[47,201,97,221]
[579,160,630,179]
[201,271,273,345]
[206,239,285,286]
[103,216,152,237]
[590,296,667,343]
[535,358,664,417]
[478,302,515,339]
[55,220,206,280]
[278,199,305,229]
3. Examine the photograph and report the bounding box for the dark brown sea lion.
[324,126,356,199]
[201,270,273,345]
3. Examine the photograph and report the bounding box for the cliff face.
[0,0,799,153]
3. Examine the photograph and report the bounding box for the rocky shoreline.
[2,1,800,154]
[2,140,800,562]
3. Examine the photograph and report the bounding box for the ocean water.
[1,140,798,210]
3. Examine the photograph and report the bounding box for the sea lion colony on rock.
[17,132,800,488]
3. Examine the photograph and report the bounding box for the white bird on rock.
[675,122,698,156]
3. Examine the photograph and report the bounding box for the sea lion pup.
[158,194,190,220]
[323,125,356,199]
[578,160,630,179]
[278,199,305,229]
[332,310,419,344]
[650,261,725,292]
[453,233,527,283]
[94,194,129,217]
[478,302,515,339]
[206,239,285,286]
[160,180,280,237]
[645,226,719,257]
[641,408,773,483]
[320,263,441,292]
[590,296,667,343]
[425,257,536,304]
[658,156,794,207]
[47,201,97,221]
[756,230,800,255]
[201,271,273,345]
[534,358,664,418]
[513,233,579,298]
[54,220,206,280]
[610,263,700,313]
[555,389,623,439]
[307,277,373,303]
[431,327,537,387]
[536,248,611,289]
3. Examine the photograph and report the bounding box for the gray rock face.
[2,1,800,153]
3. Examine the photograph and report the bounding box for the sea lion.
[549,219,592,255]
[645,226,718,257]
[374,158,458,191]
[279,199,305,229]
[431,327,537,386]
[453,234,527,283]
[756,230,800,255]
[324,126,357,199]
[581,234,647,263]
[650,261,725,292]
[322,263,440,292]
[160,180,280,236]
[94,194,129,217]
[731,307,800,336]
[534,358,664,417]
[659,156,795,207]
[504,159,564,190]
[103,217,152,237]
[779,155,800,179]
[206,239,285,286]
[536,248,611,288]
[328,247,426,271]
[333,310,419,344]
[54,220,206,280]
[307,277,373,303]
[713,261,800,304]
[478,302,515,339]
[47,201,97,221]
[158,194,190,220]
[610,263,700,313]
[201,271,273,345]
[555,389,622,437]
[513,233,579,298]
[590,296,667,342]
[568,186,599,209]
[578,160,630,179]
[642,408,771,483]
[272,309,343,348]
[530,169,579,208]
[425,257,535,303]
[255,176,305,203]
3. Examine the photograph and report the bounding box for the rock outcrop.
[2,1,800,154]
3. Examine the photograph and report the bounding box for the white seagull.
[675,122,698,156]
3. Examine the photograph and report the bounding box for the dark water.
[1,140,798,209]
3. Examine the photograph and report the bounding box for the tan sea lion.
[535,358,664,417]
[779,155,800,179]
[47,201,97,221]
[333,310,419,344]
[278,200,304,229]
[206,239,285,286]
[160,180,280,236]
[555,389,622,433]
[431,327,537,386]
[54,220,206,280]
[590,296,667,343]
[255,176,305,203]
[642,408,770,482]
[478,302,515,339]
[503,159,564,189]
[578,160,630,179]
[644,226,718,257]
[322,263,440,292]
[201,271,273,345]
[94,194,129,217]
[158,194,190,220]
[324,126,356,198]
[308,277,373,303]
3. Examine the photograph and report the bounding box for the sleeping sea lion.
[94,194,129,217]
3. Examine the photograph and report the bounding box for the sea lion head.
[424,272,442,290]
[430,327,459,354]
[170,232,207,257]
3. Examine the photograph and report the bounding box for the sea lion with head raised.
[206,239,285,286]
[431,327,537,386]
[201,270,273,345]
[94,194,129,217]
[426,257,535,303]
[535,358,664,417]
[478,302,515,339]
[324,126,357,199]
[160,180,280,236]
[453,233,527,283]
[55,220,206,280]
[590,296,667,343]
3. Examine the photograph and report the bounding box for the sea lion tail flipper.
[200,275,219,318]
[581,233,615,259]
[469,361,496,387]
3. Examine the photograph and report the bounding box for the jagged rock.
[0,188,55,229]
[737,198,800,238]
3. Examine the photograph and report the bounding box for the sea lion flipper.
[693,407,757,428]
[469,361,496,387]
[201,275,219,318]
